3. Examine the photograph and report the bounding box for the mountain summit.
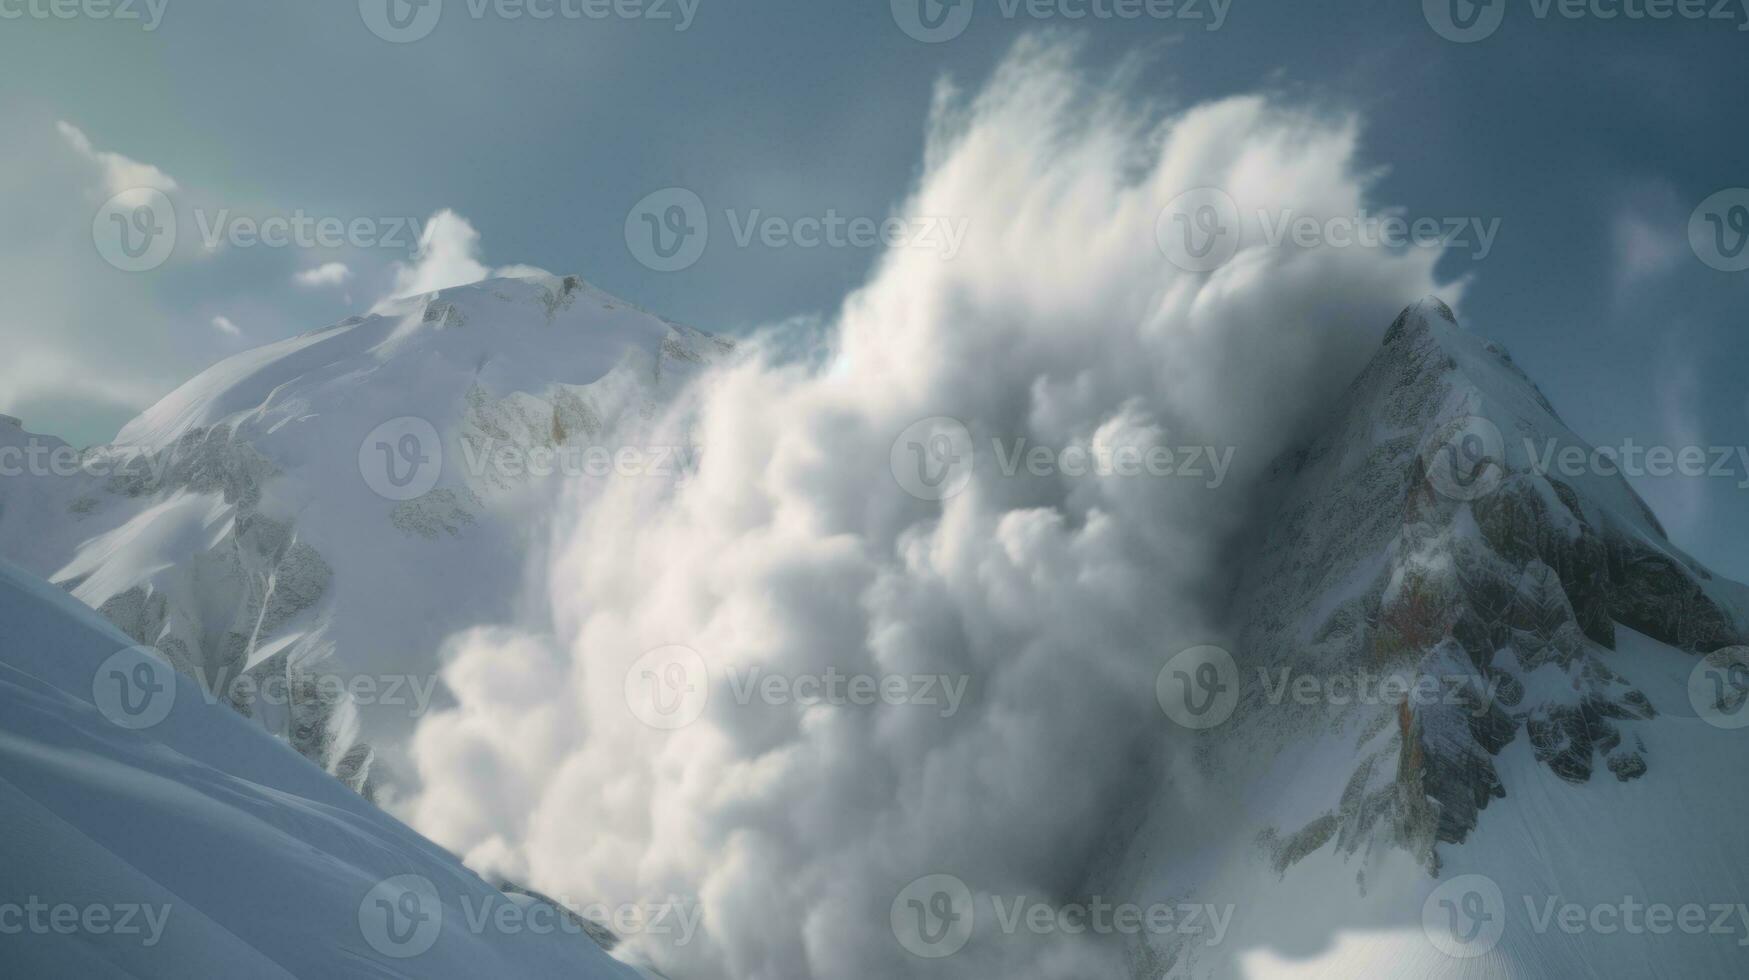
[0,274,726,793]
[1111,298,1749,977]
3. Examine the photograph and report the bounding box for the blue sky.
[1,0,1745,578]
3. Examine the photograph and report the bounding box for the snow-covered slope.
[0,556,646,978]
[1109,299,1749,978]
[0,273,726,796]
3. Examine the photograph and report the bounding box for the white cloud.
[210,315,242,337]
[293,261,352,288]
[1610,182,1685,299]
[403,38,1449,980]
[0,120,190,441]
[56,120,178,199]
[379,211,553,307]
[1613,211,1683,285]
[384,210,492,301]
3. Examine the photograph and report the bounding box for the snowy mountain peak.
[119,273,718,450]
[1382,293,1459,344]
[0,274,727,795]
[1229,298,1745,865]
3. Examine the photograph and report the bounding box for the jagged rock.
[1229,297,1743,877]
[1603,526,1742,652]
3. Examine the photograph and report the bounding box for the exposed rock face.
[54,426,359,787]
[1240,298,1743,871]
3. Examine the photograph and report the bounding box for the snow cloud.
[56,120,177,199]
[404,38,1452,980]
[294,261,352,288]
[380,210,552,305]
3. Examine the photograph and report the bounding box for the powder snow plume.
[404,37,1456,980]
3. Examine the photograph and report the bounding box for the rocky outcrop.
[1242,298,1743,873]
